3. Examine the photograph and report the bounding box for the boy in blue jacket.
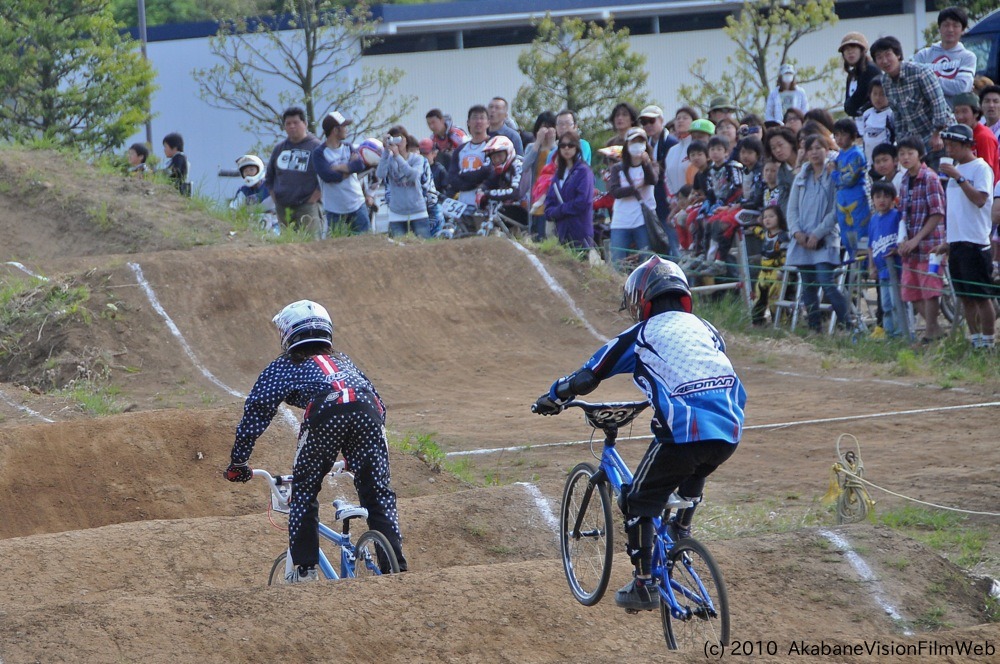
[534,257,745,611]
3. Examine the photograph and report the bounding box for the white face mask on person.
[628,143,646,157]
[781,74,794,84]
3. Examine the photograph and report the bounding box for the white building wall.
[127,10,935,201]
[368,12,936,138]
[126,30,358,201]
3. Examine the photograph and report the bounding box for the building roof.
[370,0,742,34]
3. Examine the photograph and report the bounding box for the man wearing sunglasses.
[640,105,680,257]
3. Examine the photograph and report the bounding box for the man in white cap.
[765,63,809,124]
[640,104,679,256]
[312,111,371,235]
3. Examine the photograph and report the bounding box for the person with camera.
[376,126,432,238]
[313,111,371,235]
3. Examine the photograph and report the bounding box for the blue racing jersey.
[557,312,746,444]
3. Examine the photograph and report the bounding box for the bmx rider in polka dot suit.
[225,300,407,580]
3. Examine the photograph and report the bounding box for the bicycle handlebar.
[252,460,353,489]
[541,399,651,433]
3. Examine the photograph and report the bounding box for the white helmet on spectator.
[236,155,265,187]
[272,300,333,353]
[483,135,515,174]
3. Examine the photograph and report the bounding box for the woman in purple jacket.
[545,130,596,249]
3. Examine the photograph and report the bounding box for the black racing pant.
[288,397,408,572]
[620,437,738,519]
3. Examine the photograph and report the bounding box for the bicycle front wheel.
[661,538,730,651]
[267,551,293,585]
[560,462,614,606]
[352,530,400,578]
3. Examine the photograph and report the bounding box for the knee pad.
[624,515,654,574]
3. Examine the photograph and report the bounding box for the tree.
[193,0,414,141]
[513,14,651,145]
[0,0,156,154]
[676,0,840,118]
[110,0,265,27]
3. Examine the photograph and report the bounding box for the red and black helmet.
[621,256,692,322]
[483,135,515,174]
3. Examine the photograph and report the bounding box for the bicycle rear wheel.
[352,530,400,578]
[661,538,730,651]
[560,462,614,606]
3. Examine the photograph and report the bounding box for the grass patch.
[389,431,479,484]
[696,498,827,540]
[57,380,126,416]
[529,236,583,265]
[464,522,488,538]
[390,431,446,469]
[87,201,113,231]
[886,557,911,571]
[986,593,1000,623]
[914,606,951,630]
[487,544,518,555]
[877,505,990,568]
[0,278,92,362]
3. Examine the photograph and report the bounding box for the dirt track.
[1,149,999,662]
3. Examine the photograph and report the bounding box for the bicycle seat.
[332,499,368,522]
[665,492,694,509]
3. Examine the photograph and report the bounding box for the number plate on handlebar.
[271,483,292,514]
[569,400,650,430]
[440,198,472,219]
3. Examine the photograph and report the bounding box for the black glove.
[225,462,253,483]
[532,394,564,416]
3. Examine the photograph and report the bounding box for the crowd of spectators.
[155,6,996,347]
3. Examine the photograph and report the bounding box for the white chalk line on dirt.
[508,241,605,342]
[4,261,49,281]
[820,529,914,636]
[0,387,53,423]
[515,482,560,534]
[128,262,300,430]
[446,400,1000,457]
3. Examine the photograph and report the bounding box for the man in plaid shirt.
[871,36,954,156]
[896,136,947,342]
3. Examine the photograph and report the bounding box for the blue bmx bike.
[252,460,399,584]
[544,399,731,651]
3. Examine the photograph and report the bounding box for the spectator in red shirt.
[952,92,1000,184]
[425,108,468,169]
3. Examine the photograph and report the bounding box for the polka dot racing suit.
[230,352,407,572]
